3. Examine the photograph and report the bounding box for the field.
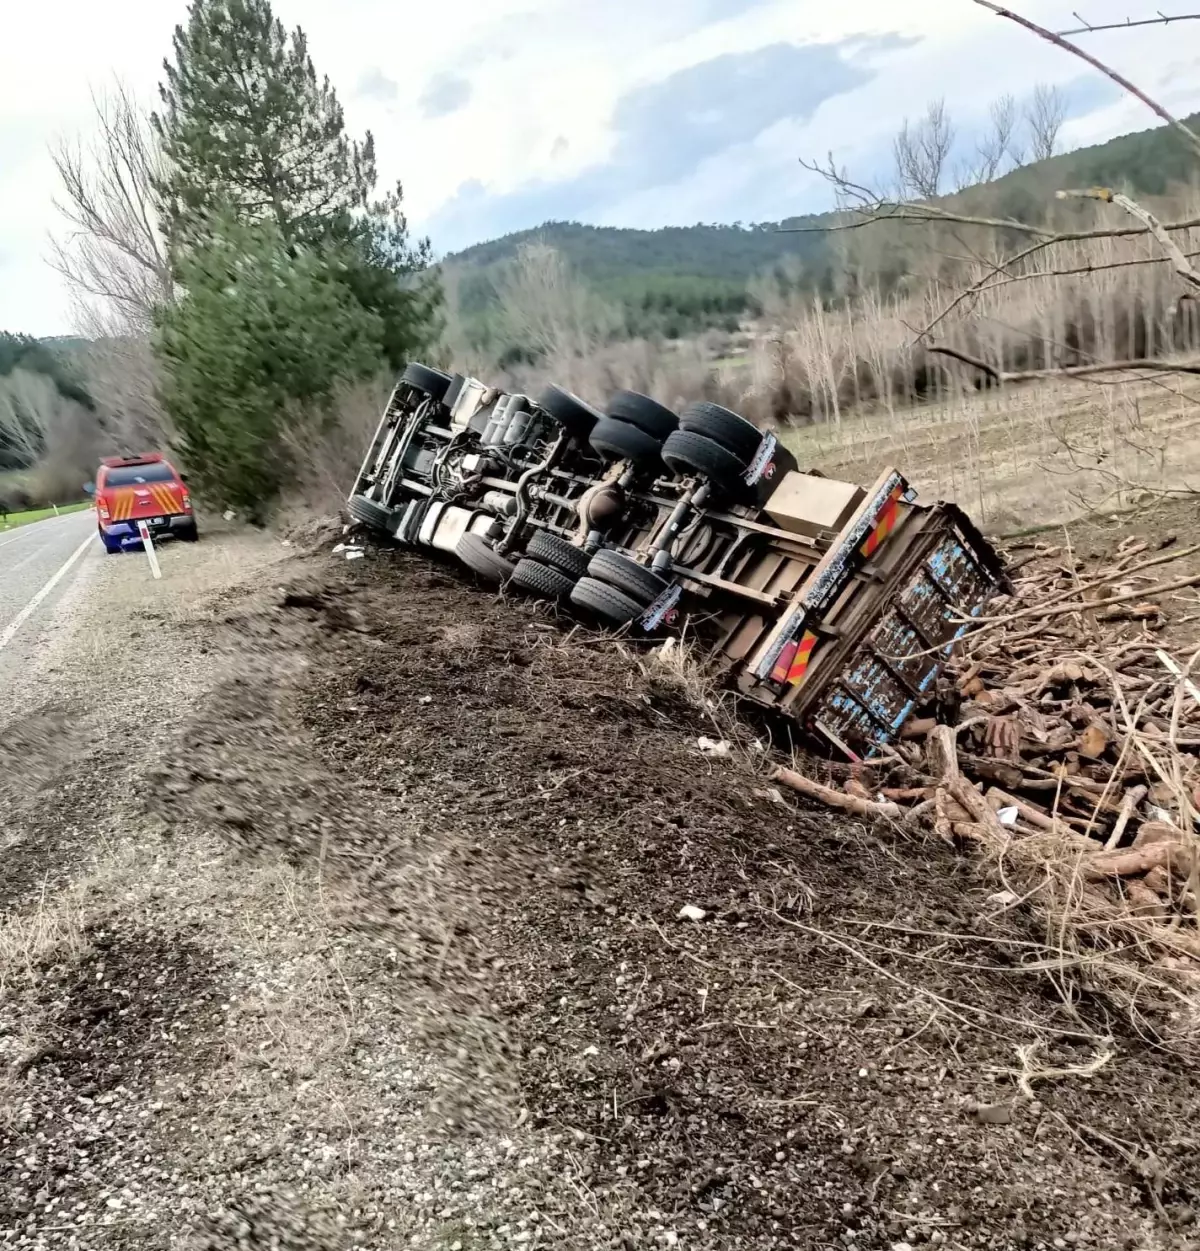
[0,500,91,530]
[781,371,1200,535]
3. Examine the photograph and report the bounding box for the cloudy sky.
[2,0,1199,335]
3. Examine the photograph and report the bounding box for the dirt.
[3,521,1200,1248]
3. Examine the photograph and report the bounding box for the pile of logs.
[773,531,1200,940]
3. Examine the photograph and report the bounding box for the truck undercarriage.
[347,362,1009,760]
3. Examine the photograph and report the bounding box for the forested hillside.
[0,332,93,472]
[445,110,1200,346]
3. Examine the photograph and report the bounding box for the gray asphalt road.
[0,510,100,693]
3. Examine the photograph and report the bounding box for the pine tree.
[154,213,387,518]
[152,0,438,371]
[154,0,367,250]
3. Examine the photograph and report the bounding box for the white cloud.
[1,0,1198,335]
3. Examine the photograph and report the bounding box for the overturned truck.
[348,362,1009,760]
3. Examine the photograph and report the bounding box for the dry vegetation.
[784,370,1200,532]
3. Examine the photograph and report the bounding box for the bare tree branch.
[49,79,173,335]
[1058,12,1200,36]
[1056,187,1200,294]
[928,345,1200,383]
[920,240,1200,341]
[975,1,1200,162]
[783,170,1200,246]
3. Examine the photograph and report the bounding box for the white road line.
[0,532,94,653]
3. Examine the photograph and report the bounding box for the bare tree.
[0,373,47,467]
[981,93,1023,179]
[492,243,621,371]
[48,81,174,449]
[78,334,170,451]
[1025,83,1067,162]
[49,81,173,336]
[893,99,955,199]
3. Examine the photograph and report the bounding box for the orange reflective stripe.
[861,485,903,559]
[786,630,819,686]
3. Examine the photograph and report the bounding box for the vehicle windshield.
[104,462,176,486]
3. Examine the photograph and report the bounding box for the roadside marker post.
[136,521,162,580]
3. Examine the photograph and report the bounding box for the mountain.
[442,110,1200,347]
[446,217,834,343]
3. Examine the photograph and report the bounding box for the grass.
[0,501,92,530]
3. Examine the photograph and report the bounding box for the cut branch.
[927,345,1200,383]
[771,767,902,820]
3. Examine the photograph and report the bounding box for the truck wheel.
[587,549,668,607]
[537,384,602,440]
[455,532,515,585]
[348,493,396,535]
[678,401,764,462]
[606,391,678,439]
[525,530,591,579]
[662,429,749,495]
[588,417,663,467]
[178,520,200,542]
[402,361,453,403]
[570,577,645,629]
[511,557,576,600]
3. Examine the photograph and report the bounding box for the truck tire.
[662,429,749,495]
[587,549,668,607]
[348,493,396,535]
[679,401,763,462]
[455,532,515,585]
[570,577,645,629]
[402,362,453,402]
[588,416,663,467]
[606,390,678,439]
[537,384,602,440]
[511,557,576,600]
[525,530,591,579]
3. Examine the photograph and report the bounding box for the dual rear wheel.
[456,529,670,632]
